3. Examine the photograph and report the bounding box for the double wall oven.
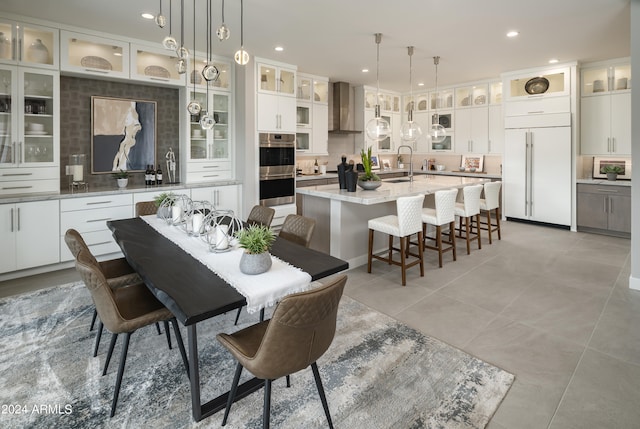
[259,132,296,207]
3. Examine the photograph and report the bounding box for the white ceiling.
[0,0,631,92]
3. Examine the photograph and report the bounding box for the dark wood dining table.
[107,217,349,422]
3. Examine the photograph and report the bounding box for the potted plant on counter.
[113,169,129,188]
[154,192,175,218]
[602,165,623,181]
[358,146,382,190]
[236,224,276,275]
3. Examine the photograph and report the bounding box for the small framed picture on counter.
[593,157,632,180]
[370,154,380,170]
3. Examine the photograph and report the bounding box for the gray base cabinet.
[577,183,630,237]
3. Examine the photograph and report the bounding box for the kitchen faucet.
[397,145,414,182]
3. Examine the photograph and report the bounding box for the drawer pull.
[203,174,220,178]
[88,241,112,247]
[2,173,33,177]
[86,201,113,205]
[527,110,544,114]
[85,68,110,74]
[2,185,33,190]
[86,218,112,223]
[595,189,619,193]
[202,165,219,169]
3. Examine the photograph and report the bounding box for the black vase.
[346,170,358,192]
[337,156,348,189]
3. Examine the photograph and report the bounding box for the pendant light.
[162,0,177,50]
[400,46,422,143]
[175,0,189,75]
[186,2,201,115]
[365,33,391,142]
[155,0,166,28]
[234,0,250,65]
[202,0,220,82]
[429,56,446,144]
[217,0,230,41]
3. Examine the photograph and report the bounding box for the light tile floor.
[1,220,639,428]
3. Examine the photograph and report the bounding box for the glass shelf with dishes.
[131,44,185,86]
[489,81,502,104]
[430,89,454,110]
[506,67,570,99]
[0,19,58,69]
[582,62,630,96]
[60,30,129,78]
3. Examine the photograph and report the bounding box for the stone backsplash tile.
[59,76,180,191]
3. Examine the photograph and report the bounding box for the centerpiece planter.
[239,252,272,275]
[357,179,382,190]
[357,146,382,190]
[236,224,276,275]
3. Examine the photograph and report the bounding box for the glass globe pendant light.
[175,0,189,75]
[216,0,230,41]
[365,33,391,142]
[186,2,201,115]
[400,46,422,143]
[199,0,216,130]
[430,56,446,144]
[155,0,166,28]
[162,0,178,50]
[234,0,250,65]
[202,0,220,82]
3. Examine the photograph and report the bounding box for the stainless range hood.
[329,82,362,134]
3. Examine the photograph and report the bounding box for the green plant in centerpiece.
[602,165,623,174]
[236,224,276,255]
[112,169,129,179]
[359,146,380,182]
[154,192,175,207]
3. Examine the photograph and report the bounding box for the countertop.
[0,180,241,204]
[576,179,632,187]
[296,175,489,205]
[295,168,501,181]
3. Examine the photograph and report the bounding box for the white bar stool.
[454,184,483,255]
[421,188,458,268]
[367,194,425,286]
[479,181,502,244]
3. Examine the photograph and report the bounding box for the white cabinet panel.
[488,105,504,154]
[455,107,488,153]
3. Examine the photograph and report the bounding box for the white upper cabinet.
[60,30,129,79]
[0,19,58,70]
[504,66,571,100]
[130,44,186,86]
[258,62,296,96]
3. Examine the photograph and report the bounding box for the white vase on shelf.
[0,32,9,59]
[27,39,49,64]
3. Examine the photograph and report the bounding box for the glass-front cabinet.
[131,44,185,86]
[187,54,231,90]
[258,63,295,95]
[430,89,454,110]
[60,30,129,79]
[296,75,312,101]
[582,63,630,95]
[0,65,59,167]
[0,20,58,69]
[490,82,503,104]
[187,90,230,162]
[506,67,570,99]
[313,78,328,103]
[456,84,488,107]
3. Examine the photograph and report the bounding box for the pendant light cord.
[192,0,196,92]
[375,34,381,102]
[169,0,172,35]
[159,0,163,17]
[180,0,185,51]
[240,0,244,48]
[434,56,440,115]
[222,0,225,23]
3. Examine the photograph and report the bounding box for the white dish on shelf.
[25,130,48,135]
[80,56,113,71]
[144,65,171,78]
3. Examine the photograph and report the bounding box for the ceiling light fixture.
[275,46,284,52]
[155,0,166,28]
[400,46,422,144]
[362,68,369,73]
[141,13,155,20]
[429,56,446,144]
[365,33,391,142]
[549,58,559,64]
[161,0,177,50]
[506,31,519,38]
[418,82,424,86]
[234,0,250,65]
[217,0,230,41]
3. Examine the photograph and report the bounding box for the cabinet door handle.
[607,137,611,153]
[18,142,22,164]
[84,68,110,74]
[604,197,608,213]
[488,139,491,153]
[10,208,13,232]
[86,218,112,223]
[12,38,17,61]
[18,38,22,61]
[2,185,33,190]
[17,207,20,231]
[2,173,33,177]
[203,174,220,178]
[202,165,219,169]
[86,200,113,205]
[612,137,616,153]
[609,197,613,214]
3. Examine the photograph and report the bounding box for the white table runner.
[142,216,312,313]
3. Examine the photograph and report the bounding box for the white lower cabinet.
[0,200,60,273]
[190,184,242,216]
[59,194,132,262]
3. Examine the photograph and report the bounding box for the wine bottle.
[156,165,163,185]
[150,165,156,186]
[145,165,150,186]
[314,159,319,174]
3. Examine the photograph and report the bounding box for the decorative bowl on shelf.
[433,144,444,150]
[357,180,381,190]
[459,167,466,172]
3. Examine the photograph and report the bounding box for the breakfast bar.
[296,175,490,267]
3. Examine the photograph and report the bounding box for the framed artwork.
[382,160,391,170]
[370,154,380,170]
[593,156,632,180]
[461,155,484,172]
[91,96,157,174]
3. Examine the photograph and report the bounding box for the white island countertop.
[296,174,489,205]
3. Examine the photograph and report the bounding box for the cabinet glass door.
[212,93,229,159]
[0,67,14,165]
[313,80,328,103]
[62,31,127,77]
[0,22,14,62]
[296,131,310,151]
[472,85,488,106]
[188,91,208,160]
[297,76,312,101]
[490,82,502,104]
[259,64,277,91]
[431,89,453,109]
[22,70,54,164]
[20,24,58,68]
[279,69,295,95]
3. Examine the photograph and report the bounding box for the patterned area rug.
[0,282,513,428]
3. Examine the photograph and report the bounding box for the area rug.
[0,282,513,428]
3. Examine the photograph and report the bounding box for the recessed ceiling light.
[362,68,369,73]
[506,31,519,38]
[549,58,559,64]
[418,82,425,86]
[113,52,122,57]
[141,13,155,20]
[274,46,284,52]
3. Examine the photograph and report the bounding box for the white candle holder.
[201,209,243,252]
[182,200,214,236]
[158,194,192,226]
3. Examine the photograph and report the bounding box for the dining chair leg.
[234,308,242,325]
[170,318,190,379]
[155,322,162,335]
[388,235,393,264]
[263,378,272,429]
[286,375,291,387]
[496,207,502,240]
[450,221,457,261]
[418,231,424,277]
[163,320,172,350]
[311,362,334,429]
[465,217,471,255]
[436,225,443,268]
[90,309,98,331]
[110,332,132,418]
[222,362,243,426]
[486,210,493,244]
[400,236,407,286]
[103,333,118,376]
[367,229,374,273]
[476,214,482,249]
[93,321,104,357]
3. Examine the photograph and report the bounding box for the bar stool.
[421,188,458,268]
[367,194,425,286]
[454,184,483,255]
[479,181,502,244]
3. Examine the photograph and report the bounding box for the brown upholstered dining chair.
[247,205,276,227]
[135,201,158,217]
[217,274,347,429]
[74,248,189,417]
[64,228,155,357]
[278,214,316,248]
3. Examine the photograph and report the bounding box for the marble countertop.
[296,175,489,205]
[415,170,502,180]
[0,180,241,204]
[576,179,632,187]
[296,173,339,181]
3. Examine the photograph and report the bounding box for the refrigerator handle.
[524,131,529,216]
[529,133,534,215]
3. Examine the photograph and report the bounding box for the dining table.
[107,216,349,422]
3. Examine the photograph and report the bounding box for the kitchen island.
[297,175,489,267]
